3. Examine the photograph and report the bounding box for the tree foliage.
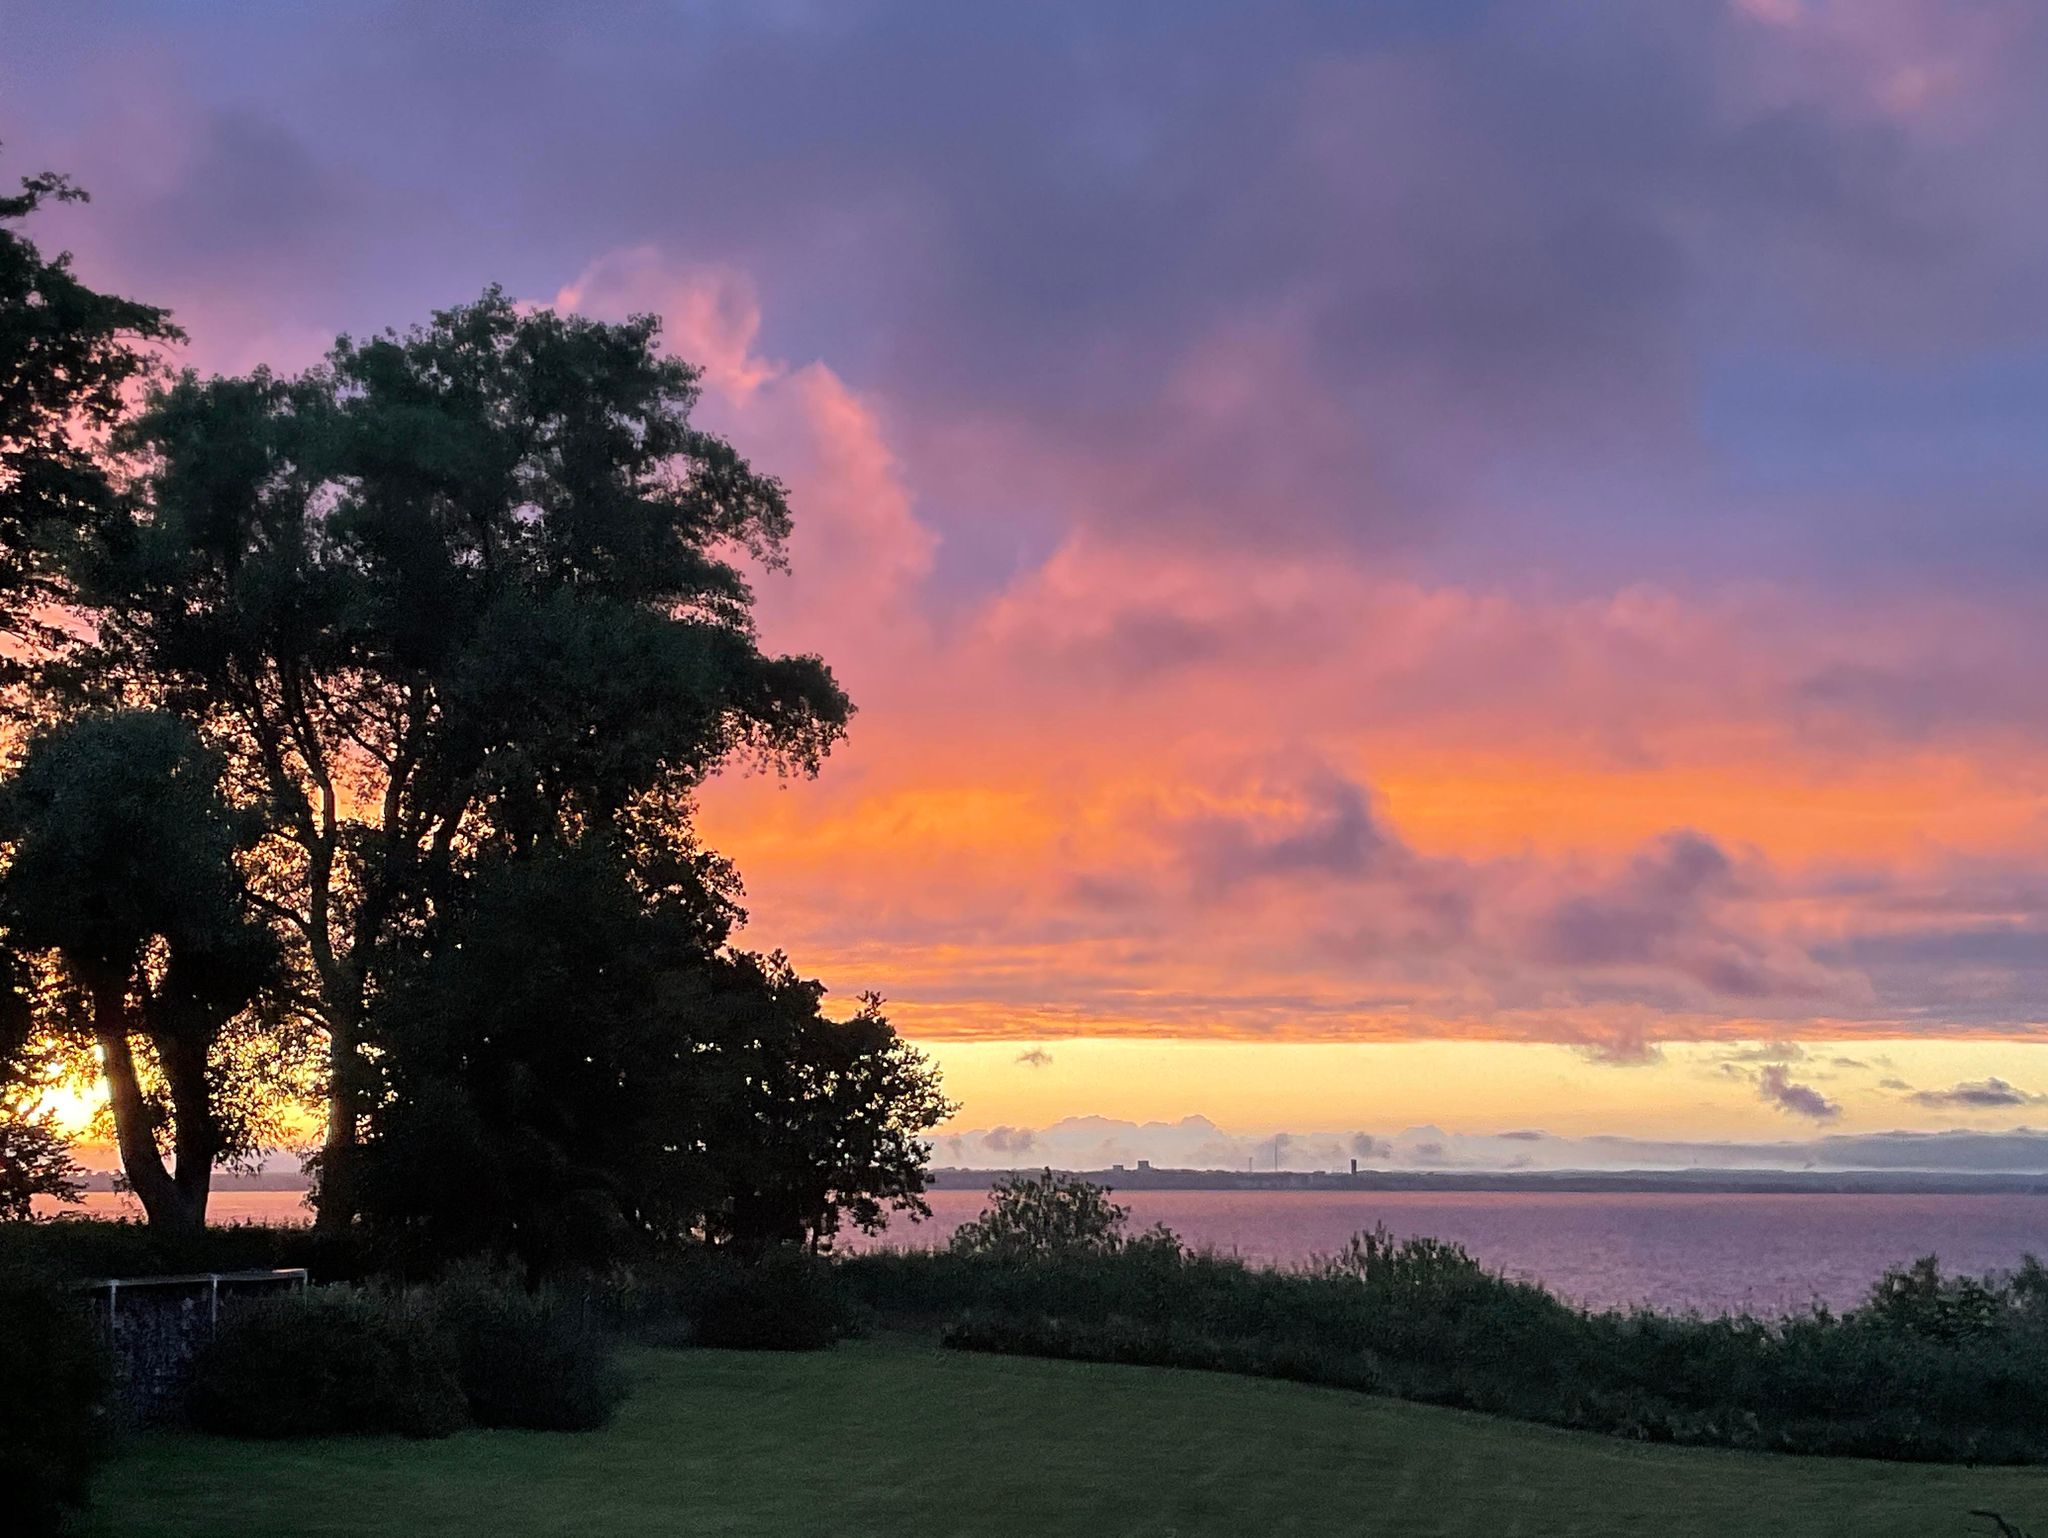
[0,959,82,1219]
[0,150,178,665]
[950,1170,1141,1261]
[73,288,854,1224]
[0,203,942,1255]
[0,1095,82,1220]
[356,842,950,1271]
[0,711,282,1231]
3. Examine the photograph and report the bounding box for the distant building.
[1111,1163,1125,1173]
[1350,1158,1359,1175]
[1136,1159,1152,1171]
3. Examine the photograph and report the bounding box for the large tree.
[355,841,951,1271]
[75,290,852,1226]
[0,711,279,1231]
[0,151,178,670]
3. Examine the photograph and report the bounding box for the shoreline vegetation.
[14,1171,2048,1463]
[847,1172,2048,1466]
[11,1207,2048,1538]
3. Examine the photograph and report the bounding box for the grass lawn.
[89,1341,2048,1537]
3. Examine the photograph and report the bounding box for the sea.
[847,1188,2048,1316]
[53,1185,2048,1317]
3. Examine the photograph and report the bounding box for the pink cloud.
[556,250,936,666]
[696,488,2048,1053]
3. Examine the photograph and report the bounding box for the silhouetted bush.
[689,1244,848,1350]
[949,1168,1133,1259]
[0,1261,111,1536]
[846,1231,2048,1464]
[187,1288,465,1439]
[426,1264,624,1430]
[1861,1253,2011,1342]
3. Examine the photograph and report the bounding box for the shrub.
[187,1287,466,1439]
[691,1244,847,1350]
[950,1169,1148,1261]
[1860,1254,2010,1342]
[585,1257,702,1347]
[426,1264,625,1430]
[0,1262,111,1536]
[1320,1225,1486,1291]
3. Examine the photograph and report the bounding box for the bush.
[1861,1254,2010,1342]
[188,1287,466,1439]
[426,1264,624,1430]
[950,1169,1161,1261]
[0,1262,111,1536]
[690,1244,848,1351]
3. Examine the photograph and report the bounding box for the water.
[53,1189,314,1227]
[850,1188,2048,1316]
[49,1185,2048,1316]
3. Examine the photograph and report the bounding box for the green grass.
[89,1341,2048,1537]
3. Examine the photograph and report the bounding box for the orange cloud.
[669,436,2048,1057]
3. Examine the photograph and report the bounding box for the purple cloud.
[1909,1078,2047,1110]
[1757,1065,1841,1122]
[1177,768,1393,891]
[17,1,2048,588]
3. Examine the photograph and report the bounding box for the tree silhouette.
[0,150,178,671]
[74,290,851,1225]
[356,841,950,1270]
[0,712,278,1231]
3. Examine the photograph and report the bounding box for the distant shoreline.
[71,1171,310,1193]
[926,1165,2048,1195]
[69,1165,2048,1200]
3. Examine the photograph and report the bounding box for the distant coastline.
[68,1164,2048,1201]
[925,1165,2048,1195]
[71,1171,311,1193]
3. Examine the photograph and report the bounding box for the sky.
[9,0,2048,1166]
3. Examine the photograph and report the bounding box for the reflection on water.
[49,1189,313,1227]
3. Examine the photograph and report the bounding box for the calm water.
[57,1189,315,1226]
[54,1186,2048,1316]
[851,1188,2048,1315]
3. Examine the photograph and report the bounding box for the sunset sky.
[10,1,2048,1160]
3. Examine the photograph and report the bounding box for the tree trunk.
[312,1004,358,1233]
[159,1029,218,1228]
[92,980,203,1235]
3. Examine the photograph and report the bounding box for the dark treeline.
[0,147,952,1260]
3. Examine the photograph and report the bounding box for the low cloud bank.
[930,1117,2048,1175]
